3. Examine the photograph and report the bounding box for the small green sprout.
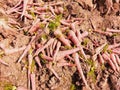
[86,59,96,83]
[70,84,76,90]
[48,14,62,30]
[31,60,35,73]
[4,84,16,90]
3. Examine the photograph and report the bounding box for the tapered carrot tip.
[17,86,28,90]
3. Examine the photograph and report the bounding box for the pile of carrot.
[0,0,120,90]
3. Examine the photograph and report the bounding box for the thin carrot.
[102,52,116,71]
[73,53,91,90]
[54,29,71,47]
[0,58,8,66]
[30,73,36,90]
[110,53,119,72]
[34,56,42,68]
[34,38,55,56]
[56,47,80,60]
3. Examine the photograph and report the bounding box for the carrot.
[18,36,36,63]
[54,29,71,47]
[73,53,91,90]
[108,43,120,49]
[56,47,80,60]
[110,53,119,72]
[40,54,53,61]
[81,31,88,38]
[28,52,33,89]
[4,46,26,55]
[30,73,36,90]
[34,56,42,68]
[17,44,31,63]
[98,54,105,64]
[53,41,61,60]
[102,52,116,71]
[106,28,120,33]
[46,64,60,80]
[115,54,120,65]
[17,86,28,90]
[94,29,112,36]
[21,0,29,18]
[34,38,55,56]
[28,19,40,33]
[68,30,80,47]
[0,58,8,66]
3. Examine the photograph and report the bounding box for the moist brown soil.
[0,0,120,90]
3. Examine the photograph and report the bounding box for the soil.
[0,0,120,90]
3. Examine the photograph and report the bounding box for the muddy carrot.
[73,53,90,89]
[0,58,8,66]
[40,54,53,61]
[28,52,33,89]
[68,30,80,46]
[50,43,53,56]
[21,0,29,18]
[115,54,120,65]
[110,53,119,72]
[56,47,80,60]
[34,38,55,56]
[17,44,31,63]
[54,29,71,47]
[28,19,40,33]
[108,43,120,49]
[98,54,105,64]
[4,46,26,55]
[112,48,120,55]
[102,52,116,71]
[17,86,28,90]
[34,56,42,68]
[53,41,61,60]
[52,39,58,50]
[76,29,82,42]
[30,73,36,90]
[81,31,88,38]
[94,29,112,36]
[106,28,120,33]
[47,64,60,80]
